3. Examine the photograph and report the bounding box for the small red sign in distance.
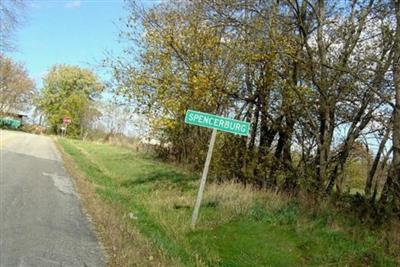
[63,117,72,124]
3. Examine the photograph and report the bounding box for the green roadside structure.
[0,111,26,129]
[0,118,22,128]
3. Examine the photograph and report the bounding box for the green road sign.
[185,109,250,136]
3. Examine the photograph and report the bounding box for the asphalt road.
[0,130,105,267]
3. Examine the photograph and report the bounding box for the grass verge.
[56,138,179,267]
[57,138,399,266]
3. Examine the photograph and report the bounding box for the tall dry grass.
[141,180,290,232]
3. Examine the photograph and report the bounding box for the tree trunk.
[365,128,390,197]
[391,0,400,207]
[380,0,400,211]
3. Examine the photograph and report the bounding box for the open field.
[58,138,399,266]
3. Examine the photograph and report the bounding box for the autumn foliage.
[109,0,400,216]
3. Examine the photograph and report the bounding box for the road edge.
[53,137,108,264]
[54,137,175,267]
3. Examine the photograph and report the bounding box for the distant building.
[0,110,27,128]
[140,137,172,148]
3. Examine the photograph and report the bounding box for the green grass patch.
[58,138,398,266]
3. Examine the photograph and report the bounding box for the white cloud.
[65,0,81,9]
[29,2,42,9]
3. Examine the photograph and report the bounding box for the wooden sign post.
[62,117,72,137]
